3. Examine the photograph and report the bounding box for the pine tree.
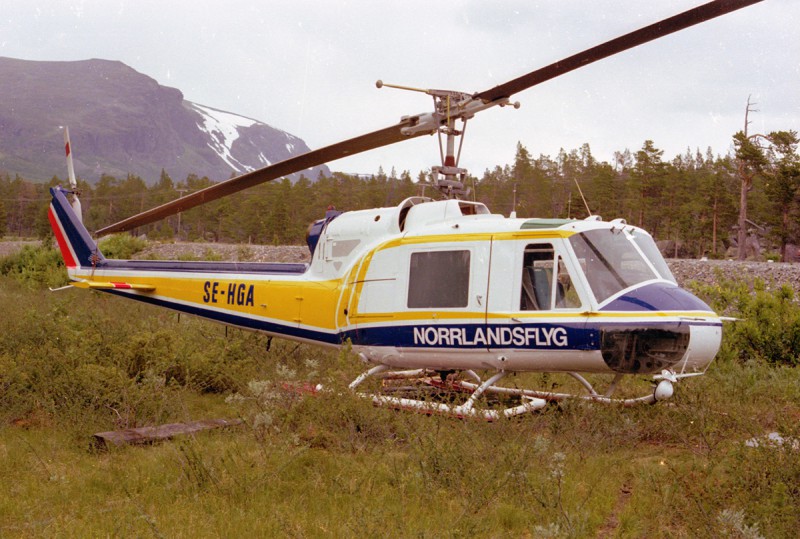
[733,130,769,259]
[629,140,666,233]
[0,173,8,237]
[763,130,800,261]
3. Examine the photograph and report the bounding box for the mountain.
[0,57,329,184]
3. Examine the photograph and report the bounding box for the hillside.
[0,57,329,184]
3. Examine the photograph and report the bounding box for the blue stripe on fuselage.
[350,322,596,350]
[346,318,720,351]
[601,282,713,312]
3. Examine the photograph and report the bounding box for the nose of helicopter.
[678,322,722,373]
[598,282,722,374]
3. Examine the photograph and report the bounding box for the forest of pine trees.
[1,136,798,260]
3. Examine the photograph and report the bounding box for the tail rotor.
[63,126,83,223]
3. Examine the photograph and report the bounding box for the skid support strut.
[349,367,546,420]
[445,369,701,407]
[346,365,703,416]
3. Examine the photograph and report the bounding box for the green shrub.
[236,245,254,261]
[0,244,67,288]
[64,363,131,409]
[176,248,223,261]
[690,276,800,366]
[0,283,233,427]
[97,233,147,259]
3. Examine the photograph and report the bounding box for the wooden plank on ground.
[93,418,243,447]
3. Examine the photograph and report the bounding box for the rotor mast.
[376,80,519,198]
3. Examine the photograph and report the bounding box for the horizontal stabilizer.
[71,280,156,292]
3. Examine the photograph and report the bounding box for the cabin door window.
[519,243,581,310]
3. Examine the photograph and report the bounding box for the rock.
[132,242,311,263]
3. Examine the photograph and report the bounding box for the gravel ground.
[668,258,800,298]
[3,239,799,297]
[133,242,311,264]
[0,240,38,258]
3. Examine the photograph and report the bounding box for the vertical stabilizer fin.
[48,187,103,269]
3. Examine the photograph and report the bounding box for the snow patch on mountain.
[190,102,259,173]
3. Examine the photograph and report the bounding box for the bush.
[97,233,147,259]
[690,276,800,366]
[0,282,240,428]
[176,248,223,261]
[0,243,67,288]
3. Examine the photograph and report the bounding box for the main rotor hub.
[377,80,520,199]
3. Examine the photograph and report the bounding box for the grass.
[4,379,797,537]
[1,259,800,536]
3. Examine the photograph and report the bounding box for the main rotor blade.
[96,0,762,236]
[474,0,762,103]
[95,119,423,236]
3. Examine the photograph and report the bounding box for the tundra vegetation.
[1,243,799,537]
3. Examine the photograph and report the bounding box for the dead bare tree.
[734,96,768,260]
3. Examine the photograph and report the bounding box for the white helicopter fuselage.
[50,189,721,378]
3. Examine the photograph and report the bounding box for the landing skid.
[349,366,546,420]
[348,366,699,419]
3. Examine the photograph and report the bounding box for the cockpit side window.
[520,243,581,311]
[556,257,581,308]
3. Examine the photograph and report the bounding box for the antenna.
[510,184,517,218]
[573,176,591,217]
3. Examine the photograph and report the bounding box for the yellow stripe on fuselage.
[375,229,575,251]
[73,269,343,330]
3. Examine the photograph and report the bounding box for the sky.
[2,0,798,178]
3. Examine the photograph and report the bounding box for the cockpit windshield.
[629,229,676,283]
[569,228,675,304]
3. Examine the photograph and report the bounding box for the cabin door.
[486,239,585,353]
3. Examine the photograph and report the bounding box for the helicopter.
[48,0,761,419]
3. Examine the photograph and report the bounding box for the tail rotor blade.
[63,126,83,223]
[70,197,83,223]
[64,126,77,189]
